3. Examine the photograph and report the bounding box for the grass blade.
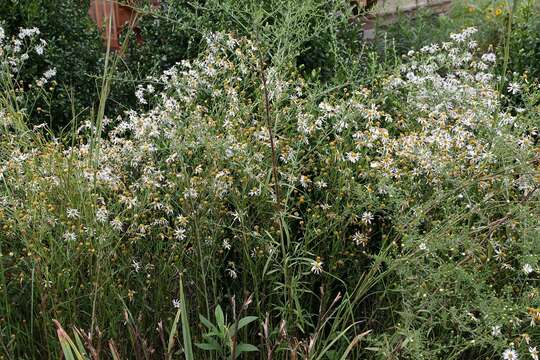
[179,275,194,360]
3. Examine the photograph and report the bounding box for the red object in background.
[88,0,160,51]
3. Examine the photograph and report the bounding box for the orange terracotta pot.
[88,0,160,51]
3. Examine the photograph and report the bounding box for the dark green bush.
[0,0,103,128]
[507,0,540,79]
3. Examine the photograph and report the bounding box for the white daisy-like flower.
[361,211,374,225]
[523,263,534,275]
[508,82,521,95]
[481,52,496,63]
[352,231,368,246]
[346,151,360,163]
[310,257,323,275]
[299,175,311,188]
[529,347,538,360]
[502,348,518,360]
[110,218,123,231]
[315,180,327,189]
[183,188,198,199]
[132,260,141,273]
[135,88,146,104]
[96,207,108,223]
[35,44,44,55]
[63,231,77,242]
[43,68,56,79]
[66,208,80,219]
[174,227,187,241]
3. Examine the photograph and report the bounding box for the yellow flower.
[495,8,503,16]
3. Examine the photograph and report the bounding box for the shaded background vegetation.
[2,0,539,129]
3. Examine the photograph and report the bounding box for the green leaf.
[195,342,221,351]
[167,305,182,357]
[235,343,259,355]
[236,316,258,331]
[199,314,217,333]
[179,276,194,360]
[215,305,225,329]
[339,330,371,360]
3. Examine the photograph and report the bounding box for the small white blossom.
[132,260,141,273]
[529,347,538,360]
[299,175,311,188]
[43,68,56,79]
[346,151,360,163]
[110,218,123,231]
[361,211,374,225]
[502,349,518,360]
[18,27,40,39]
[35,44,44,55]
[523,263,534,275]
[183,188,198,199]
[315,180,327,189]
[481,53,496,63]
[66,208,80,219]
[508,82,521,95]
[63,231,77,242]
[352,231,368,246]
[96,207,109,223]
[222,239,231,250]
[174,227,187,241]
[310,257,323,275]
[135,88,147,104]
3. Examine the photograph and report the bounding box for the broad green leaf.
[215,305,225,329]
[235,343,259,355]
[236,316,258,331]
[199,314,217,332]
[195,342,221,351]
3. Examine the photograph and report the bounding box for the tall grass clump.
[0,14,539,360]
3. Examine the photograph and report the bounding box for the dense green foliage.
[0,0,539,359]
[0,0,103,127]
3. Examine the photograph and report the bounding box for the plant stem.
[501,0,520,87]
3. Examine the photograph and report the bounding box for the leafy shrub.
[2,22,539,359]
[364,29,540,358]
[0,0,209,129]
[0,0,367,131]
[0,0,103,128]
[506,0,540,79]
[374,0,540,81]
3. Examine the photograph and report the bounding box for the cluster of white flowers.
[0,26,537,356]
[1,26,48,75]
